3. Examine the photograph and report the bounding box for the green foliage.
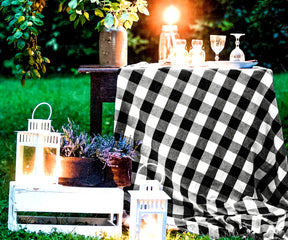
[0,0,50,85]
[127,30,149,54]
[59,0,149,31]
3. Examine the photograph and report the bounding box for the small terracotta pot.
[57,156,132,187]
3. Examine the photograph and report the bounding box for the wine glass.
[210,35,226,61]
[229,33,245,61]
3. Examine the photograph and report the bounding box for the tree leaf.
[15,52,23,59]
[41,64,46,74]
[29,57,35,65]
[128,12,138,22]
[14,31,23,39]
[104,13,114,28]
[17,39,25,49]
[79,15,86,25]
[20,21,28,30]
[7,36,14,44]
[30,27,38,35]
[70,12,77,21]
[68,0,78,9]
[22,31,29,40]
[8,18,17,27]
[42,57,50,63]
[31,16,44,26]
[84,11,89,21]
[96,19,105,32]
[17,15,25,23]
[32,69,41,78]
[138,5,149,15]
[124,20,132,29]
[74,18,79,28]
[94,9,104,18]
[120,12,129,21]
[1,0,11,7]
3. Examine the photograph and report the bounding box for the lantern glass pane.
[139,213,163,239]
[43,147,57,177]
[22,146,35,175]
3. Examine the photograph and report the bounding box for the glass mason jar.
[99,25,127,67]
[173,39,188,65]
[189,39,205,65]
[159,25,180,64]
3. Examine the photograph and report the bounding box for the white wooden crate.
[8,181,123,237]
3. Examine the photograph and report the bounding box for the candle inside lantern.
[159,5,180,63]
[139,214,160,239]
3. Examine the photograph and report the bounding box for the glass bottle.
[159,25,180,64]
[173,39,188,65]
[189,39,205,65]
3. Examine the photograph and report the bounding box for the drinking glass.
[210,35,226,61]
[229,33,245,61]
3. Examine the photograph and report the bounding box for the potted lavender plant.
[58,118,105,186]
[58,119,140,187]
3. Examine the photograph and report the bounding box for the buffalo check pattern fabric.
[114,64,288,239]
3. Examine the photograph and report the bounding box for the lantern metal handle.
[31,102,52,120]
[136,163,165,185]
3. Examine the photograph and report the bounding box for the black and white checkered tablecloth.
[114,64,288,239]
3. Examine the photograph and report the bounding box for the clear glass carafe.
[159,25,180,64]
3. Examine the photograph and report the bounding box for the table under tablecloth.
[114,63,288,239]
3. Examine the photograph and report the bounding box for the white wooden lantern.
[129,164,170,240]
[15,102,61,184]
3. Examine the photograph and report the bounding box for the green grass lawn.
[0,72,287,239]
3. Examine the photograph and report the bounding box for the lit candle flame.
[140,214,158,239]
[163,5,180,25]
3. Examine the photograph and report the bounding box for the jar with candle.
[189,39,205,65]
[173,39,188,66]
[159,25,180,64]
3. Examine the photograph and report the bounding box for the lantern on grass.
[15,102,61,184]
[129,164,170,240]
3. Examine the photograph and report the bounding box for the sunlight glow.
[163,5,180,25]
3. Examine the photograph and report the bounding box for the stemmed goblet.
[229,33,245,61]
[210,35,226,61]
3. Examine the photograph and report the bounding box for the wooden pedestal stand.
[8,182,123,237]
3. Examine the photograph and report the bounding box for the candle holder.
[15,102,61,184]
[129,164,170,240]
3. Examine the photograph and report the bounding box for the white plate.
[207,60,258,69]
